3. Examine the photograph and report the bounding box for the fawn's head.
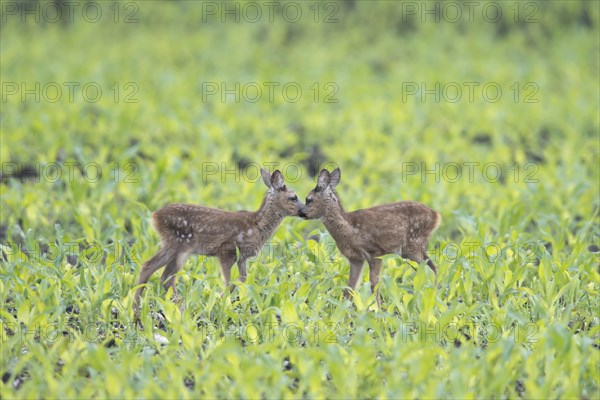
[299,168,341,219]
[261,168,305,217]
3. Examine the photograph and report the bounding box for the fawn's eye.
[305,198,312,204]
[289,195,298,201]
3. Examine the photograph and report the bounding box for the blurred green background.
[2,0,598,217]
[1,1,599,398]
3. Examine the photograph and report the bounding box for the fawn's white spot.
[175,229,192,243]
[176,217,189,228]
[236,233,244,241]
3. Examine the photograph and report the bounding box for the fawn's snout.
[298,205,308,219]
[277,193,305,217]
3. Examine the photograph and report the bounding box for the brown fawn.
[133,168,305,312]
[298,168,441,306]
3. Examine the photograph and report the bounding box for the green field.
[1,1,599,398]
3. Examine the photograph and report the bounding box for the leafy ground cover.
[1,1,599,398]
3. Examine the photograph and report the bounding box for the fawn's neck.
[321,198,355,242]
[253,197,284,241]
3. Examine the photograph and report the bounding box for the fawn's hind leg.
[404,242,437,274]
[419,242,437,274]
[134,248,172,311]
[160,250,192,304]
[423,251,437,274]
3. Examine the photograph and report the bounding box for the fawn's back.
[346,201,441,256]
[152,203,255,255]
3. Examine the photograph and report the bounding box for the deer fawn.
[133,168,305,313]
[298,168,441,306]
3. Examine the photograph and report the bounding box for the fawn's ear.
[329,168,341,188]
[271,170,285,190]
[316,169,330,191]
[261,168,273,189]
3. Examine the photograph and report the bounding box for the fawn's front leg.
[344,258,365,300]
[237,256,248,283]
[223,256,248,294]
[368,258,382,308]
[218,246,237,296]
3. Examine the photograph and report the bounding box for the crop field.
[1,0,599,398]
